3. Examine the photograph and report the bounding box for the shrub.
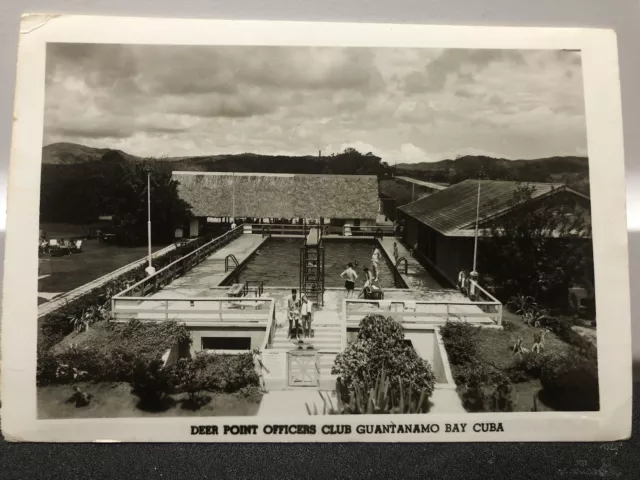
[509,352,550,382]
[462,370,515,413]
[168,357,210,410]
[36,320,192,385]
[332,315,436,401]
[192,352,259,393]
[439,321,480,366]
[130,359,174,410]
[501,320,516,332]
[540,353,599,411]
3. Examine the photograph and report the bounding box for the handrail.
[225,254,239,272]
[344,296,503,326]
[114,226,243,299]
[395,257,408,275]
[260,299,278,350]
[113,296,274,324]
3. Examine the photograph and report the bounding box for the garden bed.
[38,382,262,419]
[441,310,599,413]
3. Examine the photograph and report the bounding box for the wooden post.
[446,303,450,322]
[165,300,169,321]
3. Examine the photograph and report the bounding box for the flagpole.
[145,170,156,276]
[472,174,481,273]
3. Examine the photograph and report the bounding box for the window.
[201,337,251,351]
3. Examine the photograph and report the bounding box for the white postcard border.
[1,15,632,442]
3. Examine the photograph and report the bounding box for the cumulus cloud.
[43,44,588,162]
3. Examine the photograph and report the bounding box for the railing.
[225,254,239,272]
[112,296,274,325]
[113,226,243,299]
[395,257,408,275]
[243,223,396,238]
[344,297,502,326]
[244,281,265,297]
[464,279,503,326]
[260,299,278,350]
[344,225,394,237]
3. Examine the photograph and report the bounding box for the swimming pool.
[231,238,402,288]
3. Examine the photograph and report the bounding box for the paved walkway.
[257,387,465,415]
[378,237,448,290]
[150,235,267,298]
[257,390,339,416]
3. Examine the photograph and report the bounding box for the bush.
[501,320,516,332]
[509,352,550,382]
[332,315,436,401]
[461,370,515,413]
[36,320,192,385]
[192,352,259,393]
[439,321,480,366]
[130,359,174,410]
[540,353,599,411]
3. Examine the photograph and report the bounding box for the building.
[379,176,445,221]
[397,179,591,287]
[172,172,380,236]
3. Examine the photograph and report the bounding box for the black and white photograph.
[1,16,632,442]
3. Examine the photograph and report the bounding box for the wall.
[435,235,474,285]
[188,326,266,355]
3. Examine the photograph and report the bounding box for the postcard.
[0,15,632,442]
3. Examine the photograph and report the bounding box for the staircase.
[269,307,343,388]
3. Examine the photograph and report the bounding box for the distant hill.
[394,154,589,196]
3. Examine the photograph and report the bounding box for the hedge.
[37,320,191,386]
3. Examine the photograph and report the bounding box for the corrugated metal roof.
[398,179,568,235]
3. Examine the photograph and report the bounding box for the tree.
[332,315,436,401]
[94,158,192,245]
[478,184,593,310]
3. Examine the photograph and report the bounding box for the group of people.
[286,289,314,340]
[340,246,383,300]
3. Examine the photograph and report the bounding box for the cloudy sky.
[44,44,587,163]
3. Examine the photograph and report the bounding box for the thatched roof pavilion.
[172,172,380,220]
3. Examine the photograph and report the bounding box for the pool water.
[234,238,401,288]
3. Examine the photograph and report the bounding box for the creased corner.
[20,13,62,35]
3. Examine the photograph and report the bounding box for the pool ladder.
[225,254,239,272]
[395,257,408,274]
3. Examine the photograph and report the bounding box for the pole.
[145,171,156,276]
[472,177,481,273]
[412,183,415,202]
[232,171,235,223]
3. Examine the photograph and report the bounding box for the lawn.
[38,382,262,419]
[38,236,166,295]
[445,309,585,413]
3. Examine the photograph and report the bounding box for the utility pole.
[145,170,156,276]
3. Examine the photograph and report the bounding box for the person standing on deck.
[340,263,358,299]
[371,246,381,282]
[300,294,313,338]
[393,241,398,261]
[286,289,301,339]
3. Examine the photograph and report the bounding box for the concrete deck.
[378,237,449,290]
[150,234,267,298]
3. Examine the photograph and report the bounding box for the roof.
[172,172,380,219]
[394,176,447,191]
[398,179,589,236]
